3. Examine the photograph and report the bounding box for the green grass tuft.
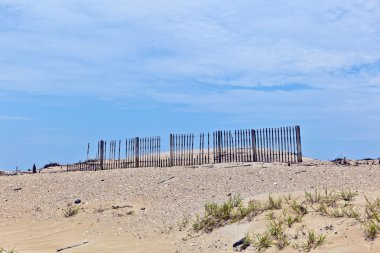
[364,196,380,222]
[63,205,80,217]
[266,195,282,210]
[241,233,253,250]
[362,220,379,240]
[301,229,327,252]
[253,233,273,252]
[266,219,289,249]
[338,189,358,202]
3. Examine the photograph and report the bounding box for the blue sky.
[1,0,380,170]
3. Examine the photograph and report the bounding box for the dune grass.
[0,248,17,253]
[253,233,273,252]
[189,188,380,252]
[192,194,259,233]
[299,229,327,252]
[362,220,379,240]
[192,194,286,233]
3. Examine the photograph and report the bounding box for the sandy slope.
[1,159,380,253]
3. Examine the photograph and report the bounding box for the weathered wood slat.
[256,129,261,162]
[295,125,302,162]
[207,132,210,164]
[285,127,289,163]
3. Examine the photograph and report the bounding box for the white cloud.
[0,0,379,112]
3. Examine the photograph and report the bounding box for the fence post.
[213,132,215,163]
[99,140,104,170]
[207,132,210,164]
[295,126,302,162]
[251,130,257,162]
[159,137,161,167]
[135,137,140,168]
[169,134,173,167]
[218,131,222,163]
[86,143,90,161]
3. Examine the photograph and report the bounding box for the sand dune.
[1,159,380,252]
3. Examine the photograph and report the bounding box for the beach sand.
[1,159,380,252]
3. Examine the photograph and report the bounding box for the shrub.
[43,162,60,169]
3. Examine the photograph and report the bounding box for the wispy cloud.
[0,1,378,124]
[338,60,380,76]
[0,115,31,121]
[0,1,379,96]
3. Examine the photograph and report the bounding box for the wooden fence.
[169,133,211,166]
[66,125,302,171]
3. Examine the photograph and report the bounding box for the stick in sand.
[157,176,175,184]
[56,241,89,252]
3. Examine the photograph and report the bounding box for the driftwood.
[56,241,88,252]
[158,176,175,184]
[112,205,133,209]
